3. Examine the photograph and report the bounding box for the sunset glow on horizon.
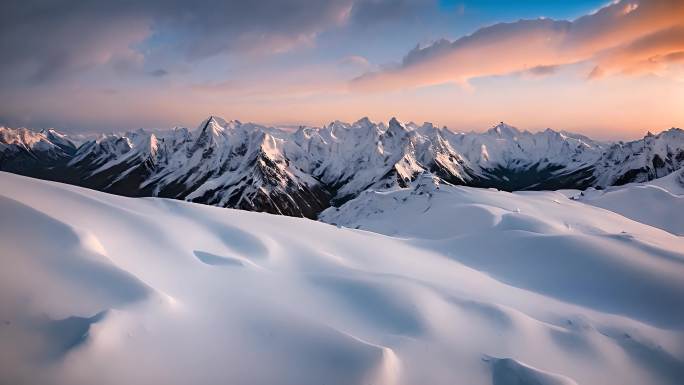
[1,0,683,139]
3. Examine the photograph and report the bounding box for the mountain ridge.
[2,118,684,218]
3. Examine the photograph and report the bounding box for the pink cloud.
[351,0,684,91]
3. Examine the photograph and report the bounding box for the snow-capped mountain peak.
[486,122,522,138]
[2,117,684,218]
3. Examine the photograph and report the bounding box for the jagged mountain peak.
[194,115,250,138]
[413,122,443,139]
[353,116,374,127]
[198,116,227,137]
[3,120,684,218]
[322,117,383,142]
[656,127,684,139]
[40,128,73,145]
[0,126,77,159]
[197,115,227,130]
[486,122,521,137]
[386,117,410,139]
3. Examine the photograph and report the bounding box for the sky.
[0,0,683,139]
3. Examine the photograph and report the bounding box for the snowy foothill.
[573,168,684,236]
[1,171,684,385]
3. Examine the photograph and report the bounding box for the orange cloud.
[591,25,684,78]
[352,0,684,91]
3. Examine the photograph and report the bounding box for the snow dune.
[575,169,684,236]
[1,171,684,385]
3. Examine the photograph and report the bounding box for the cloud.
[339,55,371,69]
[0,1,150,84]
[191,65,349,101]
[588,66,606,80]
[0,0,357,84]
[351,0,684,91]
[348,0,437,26]
[158,0,355,58]
[0,0,452,86]
[591,25,684,78]
[527,65,559,77]
[149,69,169,78]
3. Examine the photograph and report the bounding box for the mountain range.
[2,116,684,218]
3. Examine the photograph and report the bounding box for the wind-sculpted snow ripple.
[2,171,684,385]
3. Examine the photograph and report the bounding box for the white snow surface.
[575,168,684,235]
[2,171,684,385]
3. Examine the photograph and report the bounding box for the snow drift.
[574,168,684,236]
[1,171,683,385]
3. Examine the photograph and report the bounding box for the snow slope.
[2,171,684,385]
[574,168,684,235]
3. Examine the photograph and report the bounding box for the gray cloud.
[149,69,169,77]
[0,0,452,86]
[348,0,437,26]
[0,0,148,84]
[528,65,559,77]
[0,0,357,84]
[158,0,355,58]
